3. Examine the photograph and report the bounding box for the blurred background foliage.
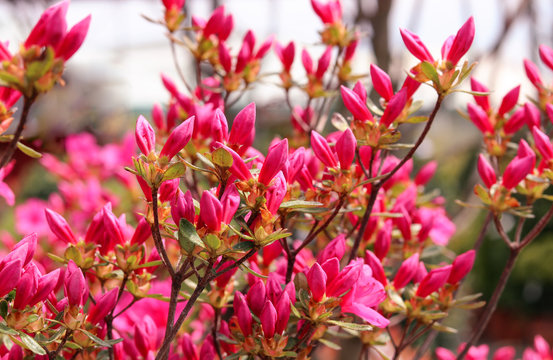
[1,0,553,356]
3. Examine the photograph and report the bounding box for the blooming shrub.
[0,0,552,359]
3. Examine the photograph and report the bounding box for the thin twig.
[151,187,176,277]
[0,96,36,170]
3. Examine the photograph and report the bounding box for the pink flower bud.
[228,103,256,154]
[129,218,151,246]
[477,154,496,188]
[233,292,253,337]
[258,138,288,185]
[326,260,363,297]
[533,127,553,161]
[393,253,419,289]
[435,347,456,360]
[212,108,229,143]
[307,262,327,302]
[364,250,387,286]
[25,0,69,49]
[0,259,22,298]
[399,28,434,63]
[135,315,157,357]
[341,85,373,122]
[213,142,252,181]
[8,233,37,268]
[266,171,287,214]
[370,64,393,101]
[152,103,165,131]
[181,334,199,360]
[103,207,125,247]
[203,6,225,38]
[275,41,295,71]
[29,268,61,307]
[498,85,520,117]
[45,208,77,244]
[317,235,346,263]
[467,103,493,134]
[14,266,38,309]
[160,116,195,160]
[374,221,392,260]
[260,300,277,338]
[470,78,490,111]
[235,40,251,74]
[56,14,91,61]
[7,344,23,360]
[159,178,179,203]
[310,131,337,168]
[448,250,476,284]
[64,261,87,307]
[199,191,222,232]
[135,115,156,155]
[518,140,536,167]
[246,280,266,316]
[493,346,515,360]
[524,102,541,129]
[344,36,359,61]
[336,128,356,170]
[301,49,314,75]
[311,0,342,24]
[87,288,118,325]
[502,155,534,189]
[504,107,525,134]
[315,46,332,79]
[321,258,340,284]
[547,104,553,125]
[539,44,553,71]
[161,73,179,97]
[353,80,367,104]
[218,42,232,73]
[445,17,475,66]
[275,292,290,335]
[413,262,428,284]
[524,59,543,88]
[171,189,195,225]
[221,184,240,224]
[380,88,408,127]
[416,265,452,297]
[415,161,437,186]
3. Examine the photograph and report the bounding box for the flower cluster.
[0,1,551,360]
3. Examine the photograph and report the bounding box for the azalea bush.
[0,0,553,359]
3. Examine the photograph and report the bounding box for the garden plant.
[0,0,553,359]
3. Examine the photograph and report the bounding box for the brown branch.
[0,96,36,170]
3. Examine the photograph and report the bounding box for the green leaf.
[474,184,491,205]
[0,323,18,336]
[420,61,441,89]
[404,116,428,124]
[18,332,47,355]
[326,320,373,331]
[136,260,163,269]
[331,113,349,131]
[259,230,292,247]
[79,329,123,347]
[205,234,221,250]
[318,338,341,350]
[16,142,41,158]
[280,200,323,210]
[163,162,186,181]
[239,263,267,279]
[232,241,255,252]
[178,218,203,253]
[212,147,233,168]
[0,301,8,319]
[196,153,215,168]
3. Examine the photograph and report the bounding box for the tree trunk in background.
[356,0,393,72]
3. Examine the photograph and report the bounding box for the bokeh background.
[1,0,553,358]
